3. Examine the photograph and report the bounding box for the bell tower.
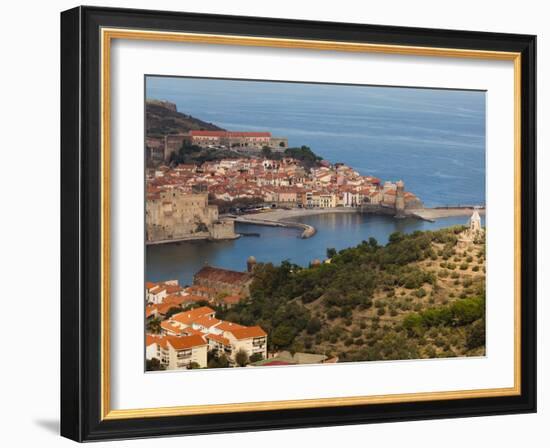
[395,180,405,216]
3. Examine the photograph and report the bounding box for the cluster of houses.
[145,259,268,370]
[146,157,422,211]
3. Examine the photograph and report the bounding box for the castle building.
[145,189,237,243]
[188,130,288,152]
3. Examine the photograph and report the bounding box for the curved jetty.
[235,215,316,239]
[233,208,361,239]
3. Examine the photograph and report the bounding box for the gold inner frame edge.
[100,27,522,420]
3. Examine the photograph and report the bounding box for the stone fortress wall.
[146,190,237,243]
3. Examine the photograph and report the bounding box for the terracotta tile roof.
[171,306,215,325]
[182,327,204,336]
[205,333,231,346]
[149,285,166,295]
[220,295,244,305]
[164,294,202,307]
[145,282,156,290]
[190,130,271,138]
[160,320,184,334]
[164,285,183,294]
[192,315,221,328]
[228,326,267,340]
[166,334,207,350]
[155,302,182,316]
[145,306,157,318]
[204,333,231,346]
[216,321,245,332]
[194,266,251,286]
[145,334,163,347]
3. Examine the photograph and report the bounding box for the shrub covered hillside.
[219,226,486,362]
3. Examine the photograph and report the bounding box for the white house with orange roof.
[224,326,268,361]
[154,304,268,366]
[146,334,208,369]
[146,280,182,305]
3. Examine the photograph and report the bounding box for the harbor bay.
[146,212,485,286]
[144,77,487,370]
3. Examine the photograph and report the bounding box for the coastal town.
[146,128,423,244]
[145,125,424,369]
[145,99,486,371]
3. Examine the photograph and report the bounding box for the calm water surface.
[147,214,485,286]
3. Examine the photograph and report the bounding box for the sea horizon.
[146,76,486,208]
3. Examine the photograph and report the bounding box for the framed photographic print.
[60,6,537,442]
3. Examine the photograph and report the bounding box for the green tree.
[306,317,322,334]
[466,319,486,349]
[207,352,230,368]
[283,146,322,168]
[235,349,250,367]
[249,353,264,363]
[164,306,182,319]
[146,358,164,371]
[146,317,162,334]
[326,247,337,259]
[261,146,273,158]
[271,325,296,348]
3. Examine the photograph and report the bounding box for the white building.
[146,334,208,369]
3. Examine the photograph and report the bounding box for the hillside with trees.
[168,142,325,169]
[146,99,224,136]
[215,226,486,362]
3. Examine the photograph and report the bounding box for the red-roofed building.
[215,294,245,308]
[171,306,216,326]
[146,334,208,369]
[224,326,267,362]
[193,266,253,297]
[146,280,180,304]
[189,130,271,150]
[160,305,268,366]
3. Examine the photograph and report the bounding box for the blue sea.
[145,77,486,285]
[146,77,486,207]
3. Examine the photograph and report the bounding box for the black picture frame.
[61,5,536,442]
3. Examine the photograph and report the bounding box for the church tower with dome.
[458,207,484,248]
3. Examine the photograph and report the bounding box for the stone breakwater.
[409,207,486,222]
[230,206,485,238]
[235,215,316,239]
[233,208,362,239]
